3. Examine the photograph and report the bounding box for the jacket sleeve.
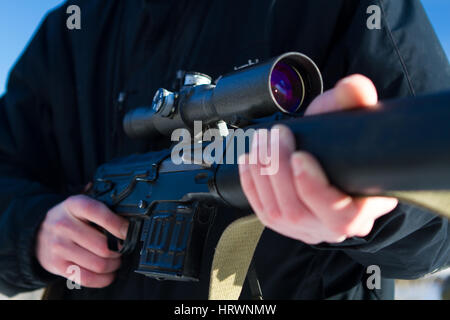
[0,10,67,296]
[312,0,450,279]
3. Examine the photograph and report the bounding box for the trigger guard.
[105,219,142,255]
[119,219,142,255]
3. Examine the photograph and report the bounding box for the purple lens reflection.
[270,62,304,113]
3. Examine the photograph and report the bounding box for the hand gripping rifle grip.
[104,218,143,255]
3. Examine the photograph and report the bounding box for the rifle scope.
[123,52,323,139]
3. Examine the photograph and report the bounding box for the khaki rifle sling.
[209,214,264,300]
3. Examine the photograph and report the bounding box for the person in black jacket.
[0,0,449,300]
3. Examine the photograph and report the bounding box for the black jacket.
[0,0,449,299]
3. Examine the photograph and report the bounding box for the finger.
[238,154,264,213]
[291,152,397,237]
[291,151,361,235]
[305,74,378,116]
[64,195,129,240]
[55,240,121,274]
[355,196,399,219]
[248,130,282,224]
[352,197,399,237]
[59,261,116,289]
[54,215,121,259]
[267,125,311,223]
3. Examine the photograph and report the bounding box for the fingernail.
[291,152,328,185]
[272,125,295,151]
[238,155,250,173]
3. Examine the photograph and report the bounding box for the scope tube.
[123,52,323,139]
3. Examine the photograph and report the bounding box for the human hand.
[36,195,129,288]
[238,75,398,244]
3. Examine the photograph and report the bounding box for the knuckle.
[51,240,65,253]
[65,195,86,209]
[49,240,68,259]
[78,199,98,215]
[68,195,103,218]
[51,218,74,235]
[281,207,302,223]
[92,259,109,273]
[265,208,280,224]
[96,239,113,257]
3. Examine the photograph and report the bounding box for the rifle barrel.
[215,91,450,209]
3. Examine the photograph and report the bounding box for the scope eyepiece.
[271,62,305,113]
[266,52,323,115]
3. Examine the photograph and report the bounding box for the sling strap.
[209,215,265,300]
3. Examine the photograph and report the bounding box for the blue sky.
[0,1,449,95]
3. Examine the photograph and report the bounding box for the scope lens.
[271,62,305,113]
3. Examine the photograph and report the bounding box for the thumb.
[304,74,378,116]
